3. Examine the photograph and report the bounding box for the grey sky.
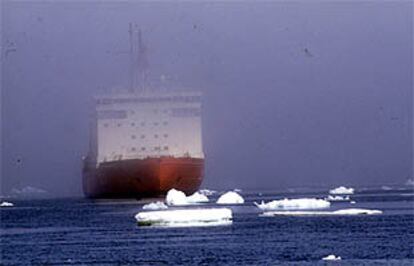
[1,1,413,196]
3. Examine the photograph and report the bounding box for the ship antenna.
[128,23,149,92]
[128,23,134,92]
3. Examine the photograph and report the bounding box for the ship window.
[131,122,135,127]
[117,123,122,127]
[103,123,109,128]
[130,110,135,114]
[131,135,136,139]
[141,147,146,151]
[141,122,145,126]
[163,146,169,150]
[163,134,168,138]
[154,134,159,138]
[131,147,136,152]
[163,110,168,114]
[153,122,159,126]
[162,121,168,126]
[154,146,161,151]
[141,135,145,139]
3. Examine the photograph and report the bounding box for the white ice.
[0,201,14,207]
[186,192,209,203]
[261,208,382,216]
[135,208,232,227]
[165,189,209,206]
[255,198,330,211]
[216,191,244,204]
[142,201,168,210]
[325,195,350,202]
[322,254,341,261]
[329,186,355,195]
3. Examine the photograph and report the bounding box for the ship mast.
[128,23,149,92]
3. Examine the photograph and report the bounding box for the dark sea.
[1,187,413,265]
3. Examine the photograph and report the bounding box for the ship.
[82,24,204,198]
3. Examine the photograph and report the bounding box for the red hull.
[82,157,204,198]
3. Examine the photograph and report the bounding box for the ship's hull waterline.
[82,157,204,198]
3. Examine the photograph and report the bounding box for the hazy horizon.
[1,1,413,197]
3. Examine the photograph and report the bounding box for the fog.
[1,1,412,197]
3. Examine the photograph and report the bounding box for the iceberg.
[255,198,330,211]
[165,189,209,206]
[0,201,14,207]
[216,191,244,204]
[135,208,232,227]
[325,195,350,202]
[329,186,354,195]
[261,208,382,217]
[322,254,341,261]
[142,201,168,210]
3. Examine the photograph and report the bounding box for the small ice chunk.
[142,201,168,210]
[216,191,244,204]
[262,208,382,216]
[186,192,209,203]
[165,189,188,205]
[381,185,392,190]
[350,201,356,204]
[233,188,242,193]
[0,201,14,207]
[325,195,350,202]
[135,208,232,227]
[198,189,217,196]
[255,198,330,211]
[165,189,209,206]
[329,186,354,195]
[322,254,341,261]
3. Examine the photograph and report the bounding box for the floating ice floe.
[142,201,168,210]
[165,189,208,206]
[198,189,217,196]
[135,208,232,227]
[325,195,350,202]
[322,254,341,261]
[216,191,244,204]
[329,186,354,195]
[255,198,330,211]
[261,208,382,217]
[381,185,392,190]
[0,201,14,207]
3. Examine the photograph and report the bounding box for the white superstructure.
[93,90,203,163]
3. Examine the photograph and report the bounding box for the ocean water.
[1,187,413,265]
